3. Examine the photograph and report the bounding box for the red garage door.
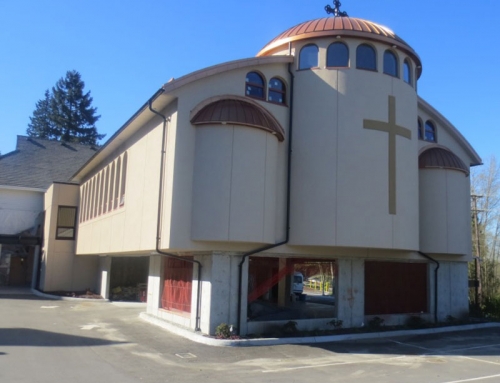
[161,258,193,313]
[365,261,428,315]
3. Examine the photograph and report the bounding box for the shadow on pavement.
[0,328,128,347]
[306,327,500,357]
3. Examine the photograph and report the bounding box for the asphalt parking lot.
[1,289,500,383]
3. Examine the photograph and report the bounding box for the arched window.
[120,153,127,206]
[103,167,109,213]
[383,50,398,77]
[299,44,319,70]
[114,158,121,210]
[418,118,423,140]
[268,78,286,105]
[356,44,376,71]
[80,185,86,223]
[425,121,436,142]
[403,59,412,85]
[108,163,115,212]
[327,42,349,67]
[245,72,265,100]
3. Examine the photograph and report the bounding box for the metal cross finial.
[325,0,348,17]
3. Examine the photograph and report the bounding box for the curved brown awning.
[190,98,285,142]
[419,147,469,176]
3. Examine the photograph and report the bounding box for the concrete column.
[194,252,243,335]
[336,258,365,328]
[433,261,468,321]
[99,256,112,299]
[31,245,40,289]
[277,258,288,307]
[147,255,162,313]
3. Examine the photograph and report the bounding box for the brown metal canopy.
[419,147,469,176]
[190,98,285,141]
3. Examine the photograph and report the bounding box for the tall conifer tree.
[27,70,104,145]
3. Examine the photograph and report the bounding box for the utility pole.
[471,194,484,309]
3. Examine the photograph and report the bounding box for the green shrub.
[282,321,298,334]
[368,316,385,329]
[327,319,343,329]
[215,323,231,339]
[405,315,428,328]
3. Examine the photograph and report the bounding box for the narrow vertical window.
[80,185,86,223]
[245,72,265,100]
[120,153,127,206]
[418,118,423,140]
[404,59,412,85]
[356,44,377,71]
[327,42,349,67]
[56,206,77,240]
[108,163,115,213]
[103,167,109,214]
[383,50,398,77]
[114,158,121,210]
[85,181,91,221]
[89,179,95,219]
[425,121,436,142]
[95,174,101,217]
[101,169,107,214]
[268,78,286,105]
[299,44,319,70]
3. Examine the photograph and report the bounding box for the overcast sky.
[1,0,499,163]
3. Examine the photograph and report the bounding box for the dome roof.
[190,98,285,141]
[257,16,421,76]
[419,147,469,176]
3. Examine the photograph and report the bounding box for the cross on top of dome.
[325,0,348,17]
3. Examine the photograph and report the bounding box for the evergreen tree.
[27,70,104,145]
[27,90,55,139]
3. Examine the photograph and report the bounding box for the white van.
[292,272,304,296]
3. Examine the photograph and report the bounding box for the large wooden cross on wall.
[363,96,412,215]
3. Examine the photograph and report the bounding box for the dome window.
[425,120,437,142]
[268,78,286,105]
[404,59,412,85]
[245,72,265,100]
[383,50,399,77]
[299,44,319,70]
[356,44,377,71]
[327,42,349,67]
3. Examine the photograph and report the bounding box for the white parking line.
[457,356,500,367]
[440,373,500,383]
[262,355,408,373]
[390,339,432,351]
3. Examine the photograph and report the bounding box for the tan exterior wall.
[76,105,177,255]
[40,183,98,292]
[289,38,419,250]
[419,169,472,257]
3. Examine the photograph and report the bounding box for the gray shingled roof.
[0,136,97,189]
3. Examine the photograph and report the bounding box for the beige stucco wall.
[76,104,177,255]
[289,38,419,251]
[419,168,472,257]
[40,183,98,292]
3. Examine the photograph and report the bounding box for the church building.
[37,2,481,336]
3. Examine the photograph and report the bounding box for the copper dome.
[257,16,421,76]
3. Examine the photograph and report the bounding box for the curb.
[139,312,500,347]
[31,288,110,302]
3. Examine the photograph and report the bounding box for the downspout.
[236,63,295,334]
[418,251,440,323]
[148,96,203,332]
